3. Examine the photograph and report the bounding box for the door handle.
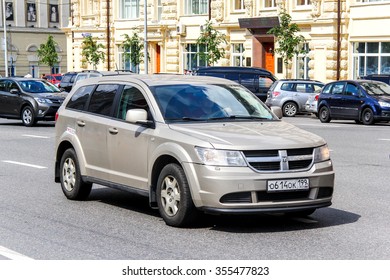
[77,120,85,127]
[109,127,118,135]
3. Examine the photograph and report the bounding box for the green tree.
[37,35,59,74]
[81,35,105,70]
[121,29,144,73]
[267,11,307,78]
[196,21,227,66]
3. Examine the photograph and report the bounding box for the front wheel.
[60,148,92,200]
[21,105,37,127]
[319,106,331,123]
[362,108,375,125]
[156,163,197,227]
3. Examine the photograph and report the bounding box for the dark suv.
[0,77,65,126]
[193,66,277,102]
[59,71,79,92]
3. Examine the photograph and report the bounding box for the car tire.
[362,108,375,125]
[282,102,298,117]
[319,106,331,123]
[21,105,37,127]
[60,148,92,200]
[157,163,197,227]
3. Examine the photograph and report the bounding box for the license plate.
[267,178,309,192]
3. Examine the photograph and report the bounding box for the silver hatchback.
[265,79,324,117]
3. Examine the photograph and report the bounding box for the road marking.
[0,246,33,260]
[22,134,50,139]
[378,138,390,141]
[2,160,47,169]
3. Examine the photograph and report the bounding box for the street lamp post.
[144,0,148,74]
[2,0,8,77]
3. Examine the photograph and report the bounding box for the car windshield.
[359,81,390,96]
[152,84,275,122]
[19,80,61,93]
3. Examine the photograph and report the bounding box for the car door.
[293,83,313,111]
[0,80,9,115]
[106,84,151,190]
[0,80,22,117]
[78,84,120,179]
[338,82,363,118]
[328,81,346,117]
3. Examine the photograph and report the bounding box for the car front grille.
[243,148,314,172]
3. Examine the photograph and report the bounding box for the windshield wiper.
[208,115,271,121]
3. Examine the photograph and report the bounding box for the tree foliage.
[196,21,227,66]
[121,29,144,73]
[37,35,59,74]
[81,36,105,70]
[267,11,306,76]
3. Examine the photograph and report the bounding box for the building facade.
[65,0,390,83]
[0,0,69,77]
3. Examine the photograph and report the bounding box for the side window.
[280,83,294,91]
[295,83,307,92]
[0,80,6,91]
[259,76,274,88]
[117,85,148,120]
[330,82,345,95]
[313,84,323,93]
[345,83,359,96]
[9,81,19,92]
[322,84,332,94]
[88,84,119,117]
[66,85,95,111]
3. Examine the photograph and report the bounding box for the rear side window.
[259,76,274,88]
[66,85,95,111]
[87,84,119,117]
[280,83,295,91]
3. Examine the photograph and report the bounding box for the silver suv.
[54,75,334,227]
[266,79,324,117]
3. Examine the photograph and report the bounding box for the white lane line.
[378,139,390,141]
[22,134,50,139]
[0,246,33,260]
[2,160,47,169]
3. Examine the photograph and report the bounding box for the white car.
[305,93,319,117]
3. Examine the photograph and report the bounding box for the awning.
[238,17,279,35]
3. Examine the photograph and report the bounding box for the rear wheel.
[282,102,298,117]
[60,148,92,200]
[21,106,37,127]
[157,163,197,227]
[319,106,331,123]
[362,108,375,125]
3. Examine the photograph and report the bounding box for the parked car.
[54,74,334,227]
[193,66,277,102]
[45,74,63,87]
[265,79,324,117]
[318,79,390,125]
[73,70,134,86]
[305,93,320,117]
[361,74,390,85]
[0,77,66,126]
[59,71,79,92]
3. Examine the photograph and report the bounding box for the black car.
[193,66,277,102]
[0,78,66,126]
[58,71,79,92]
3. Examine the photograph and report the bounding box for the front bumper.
[183,160,334,214]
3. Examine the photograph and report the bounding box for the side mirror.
[270,106,283,119]
[125,109,154,127]
[10,89,19,94]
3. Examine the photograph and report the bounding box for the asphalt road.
[0,116,389,260]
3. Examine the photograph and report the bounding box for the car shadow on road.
[88,187,360,232]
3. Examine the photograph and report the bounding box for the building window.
[353,42,390,78]
[232,43,245,66]
[156,0,163,21]
[185,0,208,15]
[296,43,310,79]
[297,0,311,5]
[234,0,245,10]
[82,0,95,15]
[121,0,140,19]
[119,47,139,73]
[26,3,37,22]
[264,0,276,8]
[183,44,208,71]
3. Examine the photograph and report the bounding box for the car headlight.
[35,98,53,104]
[194,147,247,166]
[313,145,330,163]
[379,101,390,108]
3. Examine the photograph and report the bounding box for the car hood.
[36,92,67,99]
[168,121,326,150]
